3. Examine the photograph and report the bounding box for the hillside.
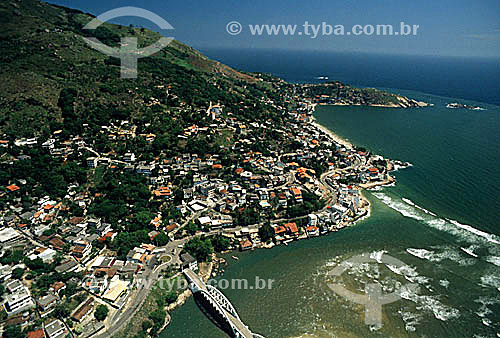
[0,0,278,139]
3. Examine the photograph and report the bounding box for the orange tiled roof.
[6,184,20,192]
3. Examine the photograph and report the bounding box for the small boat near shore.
[460,247,478,258]
[231,256,239,260]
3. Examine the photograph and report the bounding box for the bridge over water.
[183,268,265,338]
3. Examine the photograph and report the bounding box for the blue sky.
[48,0,500,57]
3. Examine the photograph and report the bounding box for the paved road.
[94,239,187,338]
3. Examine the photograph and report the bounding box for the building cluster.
[0,89,394,337]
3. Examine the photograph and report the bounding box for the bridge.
[183,269,265,338]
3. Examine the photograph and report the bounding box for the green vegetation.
[184,237,213,262]
[2,325,23,338]
[258,222,275,242]
[94,304,109,321]
[287,191,326,218]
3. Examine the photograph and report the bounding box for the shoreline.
[159,104,400,335]
[311,116,354,150]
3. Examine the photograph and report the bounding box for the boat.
[231,256,239,260]
[460,247,478,258]
[315,76,329,80]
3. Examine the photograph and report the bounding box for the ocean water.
[161,52,500,337]
[199,48,500,106]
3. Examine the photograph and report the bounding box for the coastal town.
[0,2,420,337]
[0,91,406,338]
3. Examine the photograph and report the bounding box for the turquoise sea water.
[162,90,500,338]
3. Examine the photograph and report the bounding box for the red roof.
[6,184,20,192]
[27,328,45,338]
[274,226,286,234]
[284,222,298,233]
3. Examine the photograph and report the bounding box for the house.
[55,260,78,274]
[71,297,94,322]
[86,157,97,168]
[136,164,155,176]
[259,200,271,209]
[180,253,198,271]
[27,328,45,338]
[103,278,129,303]
[308,214,318,226]
[49,237,65,251]
[37,293,58,314]
[278,193,288,207]
[72,240,92,259]
[0,264,13,281]
[6,280,24,293]
[367,167,380,181]
[126,248,149,264]
[290,187,303,203]
[44,319,67,338]
[28,248,57,263]
[87,217,102,228]
[306,226,320,237]
[91,256,116,270]
[5,184,20,192]
[84,276,108,295]
[284,222,299,236]
[50,282,66,296]
[123,152,136,162]
[166,223,178,232]
[0,227,22,246]
[240,239,253,251]
[117,262,140,279]
[3,286,35,316]
[153,186,172,199]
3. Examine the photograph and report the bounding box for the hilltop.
[0,0,278,139]
[0,0,429,140]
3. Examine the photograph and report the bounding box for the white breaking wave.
[372,193,500,246]
[439,279,450,288]
[447,219,500,245]
[480,274,500,289]
[485,256,500,267]
[402,198,415,206]
[407,247,475,266]
[400,284,460,321]
[398,309,422,332]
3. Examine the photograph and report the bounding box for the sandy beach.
[310,117,354,150]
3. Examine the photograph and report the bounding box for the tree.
[258,222,275,242]
[54,304,70,318]
[142,320,153,331]
[11,268,24,280]
[211,235,230,252]
[2,325,23,338]
[94,304,109,321]
[153,232,169,246]
[184,237,213,262]
[185,221,198,235]
[165,291,177,305]
[149,308,166,328]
